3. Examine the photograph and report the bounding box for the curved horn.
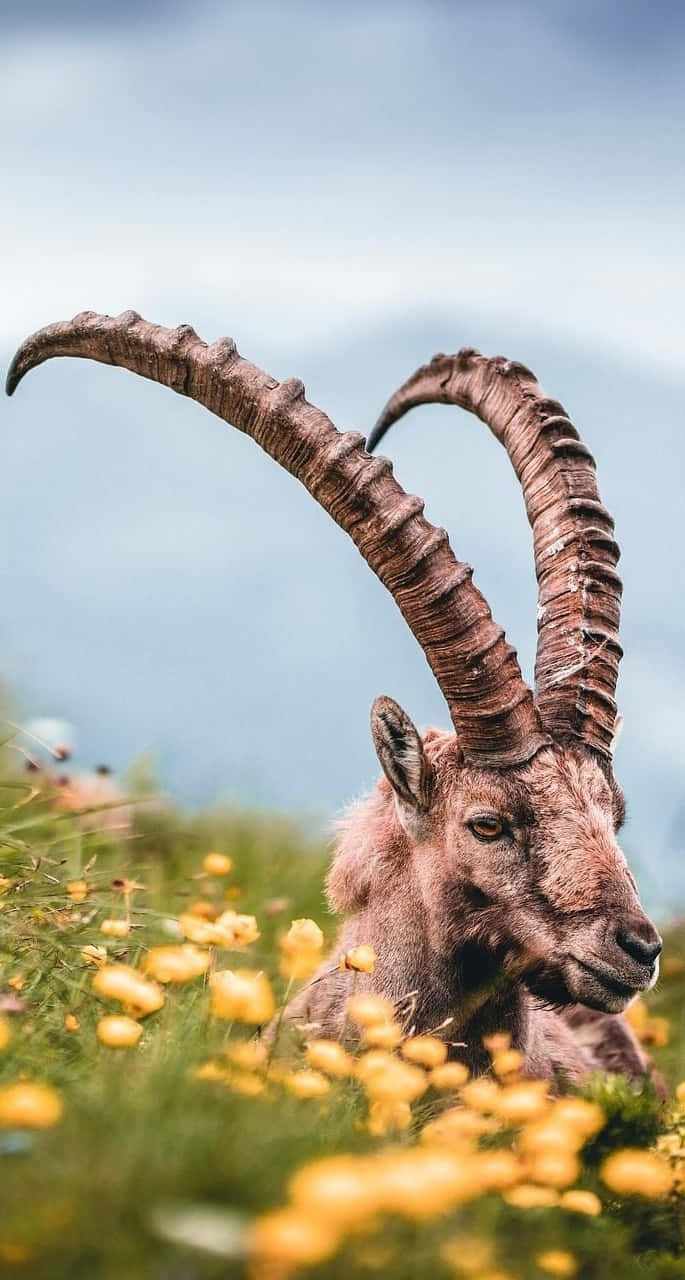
[6,312,549,768]
[367,349,621,760]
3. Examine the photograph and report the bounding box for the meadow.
[0,770,684,1279]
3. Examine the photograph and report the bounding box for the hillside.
[0,787,684,1279]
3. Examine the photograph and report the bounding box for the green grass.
[0,785,684,1279]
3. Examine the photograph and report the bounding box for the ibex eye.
[469,816,505,841]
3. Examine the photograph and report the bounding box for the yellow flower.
[483,1031,512,1055]
[7,976,23,991]
[214,910,260,946]
[178,911,258,948]
[367,1099,412,1135]
[526,1149,580,1188]
[81,945,107,968]
[279,918,324,979]
[421,1106,498,1145]
[284,918,324,951]
[0,1017,11,1050]
[601,1149,674,1198]
[373,1149,477,1219]
[279,950,321,980]
[305,1039,354,1078]
[188,899,219,920]
[552,1097,605,1140]
[284,1069,331,1099]
[202,852,233,876]
[362,1019,403,1049]
[67,880,88,902]
[347,993,395,1027]
[503,1184,560,1209]
[625,998,648,1033]
[461,1077,501,1113]
[64,1013,80,1032]
[519,1111,598,1157]
[177,913,221,945]
[559,1189,602,1216]
[624,1000,669,1047]
[0,1082,63,1129]
[92,964,164,1017]
[97,1015,143,1048]
[355,1049,394,1080]
[192,1060,230,1084]
[225,1041,268,1072]
[474,1149,522,1191]
[209,969,275,1024]
[536,1250,578,1277]
[0,1243,32,1265]
[340,944,376,973]
[230,1071,266,1097]
[100,919,131,938]
[143,945,210,984]
[358,1056,427,1104]
[401,1035,448,1068]
[289,1156,378,1225]
[493,1081,550,1126]
[492,1048,524,1078]
[643,1016,670,1048]
[250,1209,338,1266]
[429,1061,470,1090]
[676,1080,685,1104]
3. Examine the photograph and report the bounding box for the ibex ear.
[370,696,432,816]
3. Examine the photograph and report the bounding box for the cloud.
[1,2,684,372]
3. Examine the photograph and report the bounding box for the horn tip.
[365,417,388,454]
[5,343,31,396]
[5,361,20,396]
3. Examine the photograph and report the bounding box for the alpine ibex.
[6,314,662,1083]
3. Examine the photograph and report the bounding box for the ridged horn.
[6,312,550,768]
[367,349,621,760]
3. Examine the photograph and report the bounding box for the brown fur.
[286,726,661,1087]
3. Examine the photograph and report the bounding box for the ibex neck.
[341,897,529,1071]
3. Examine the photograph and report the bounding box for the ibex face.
[371,699,661,1017]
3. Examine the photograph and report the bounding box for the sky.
[1,1,684,915]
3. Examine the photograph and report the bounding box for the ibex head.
[366,698,659,1014]
[5,316,660,1015]
[361,350,660,1013]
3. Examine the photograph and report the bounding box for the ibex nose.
[616,916,663,967]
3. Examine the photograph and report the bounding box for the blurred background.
[1,0,683,914]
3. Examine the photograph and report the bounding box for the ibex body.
[6,313,662,1084]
